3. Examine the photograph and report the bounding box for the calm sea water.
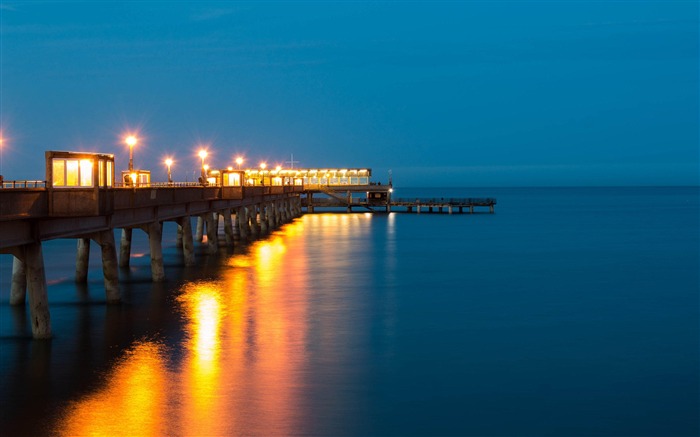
[0,187,698,436]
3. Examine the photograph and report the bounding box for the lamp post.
[126,135,137,171]
[236,156,243,170]
[260,162,267,186]
[165,158,173,185]
[198,149,207,184]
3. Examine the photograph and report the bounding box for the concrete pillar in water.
[469,205,474,214]
[179,216,196,266]
[266,202,274,230]
[119,228,132,268]
[176,224,183,246]
[223,209,234,247]
[195,215,205,243]
[249,206,260,237]
[490,205,495,214]
[205,213,218,254]
[308,192,314,213]
[10,256,27,305]
[280,200,286,223]
[93,230,121,303]
[260,204,269,234]
[232,209,241,240]
[75,238,90,283]
[144,222,165,282]
[417,204,421,214]
[237,207,249,241]
[448,205,453,214]
[269,202,277,229]
[24,242,51,339]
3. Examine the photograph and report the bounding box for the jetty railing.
[392,197,496,206]
[1,180,47,189]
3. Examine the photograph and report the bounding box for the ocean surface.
[0,186,698,436]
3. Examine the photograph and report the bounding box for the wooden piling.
[119,228,132,268]
[10,256,27,305]
[145,222,165,282]
[180,216,196,266]
[93,230,120,303]
[75,238,90,283]
[25,242,51,339]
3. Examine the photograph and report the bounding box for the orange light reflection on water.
[177,281,227,436]
[57,341,168,436]
[55,217,358,435]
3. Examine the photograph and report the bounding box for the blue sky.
[1,1,697,186]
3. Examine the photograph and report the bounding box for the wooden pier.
[390,198,496,214]
[301,185,496,214]
[1,154,496,339]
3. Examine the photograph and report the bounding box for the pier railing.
[1,180,47,189]
[392,197,496,206]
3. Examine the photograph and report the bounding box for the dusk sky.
[1,1,697,186]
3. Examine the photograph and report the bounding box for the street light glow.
[260,162,266,170]
[235,157,243,169]
[198,149,207,160]
[125,135,138,171]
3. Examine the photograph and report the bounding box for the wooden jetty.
[1,154,496,338]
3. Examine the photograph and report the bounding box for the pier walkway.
[1,152,496,339]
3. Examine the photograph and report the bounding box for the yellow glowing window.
[107,161,113,187]
[79,160,93,187]
[53,160,66,186]
[225,173,241,186]
[98,160,104,186]
[66,160,79,186]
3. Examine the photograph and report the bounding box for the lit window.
[99,160,105,186]
[66,160,79,186]
[80,160,93,187]
[107,162,113,187]
[53,160,65,186]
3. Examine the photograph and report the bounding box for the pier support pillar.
[237,207,249,241]
[119,228,132,268]
[223,209,234,247]
[179,216,196,266]
[206,213,218,254]
[10,256,26,305]
[25,242,51,339]
[249,206,260,238]
[195,215,205,243]
[490,205,495,214]
[258,203,270,235]
[417,205,421,214]
[92,230,121,303]
[266,203,272,231]
[176,224,184,246]
[232,209,241,240]
[75,238,90,283]
[142,222,165,282]
[469,205,474,214]
[448,205,453,214]
[308,193,314,213]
